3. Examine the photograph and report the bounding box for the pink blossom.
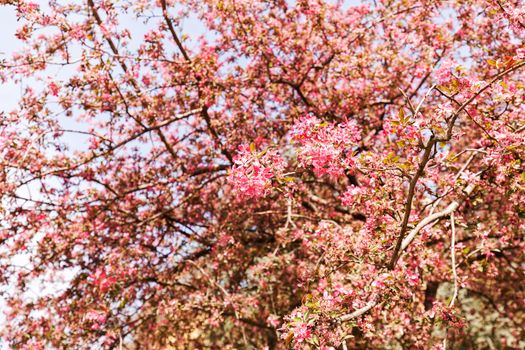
[266,314,280,328]
[229,144,285,199]
[340,185,362,207]
[406,270,420,286]
[516,47,525,60]
[85,310,107,330]
[293,116,360,177]
[91,269,117,293]
[48,82,60,96]
[435,60,456,84]
[291,322,311,343]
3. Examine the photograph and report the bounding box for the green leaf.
[311,334,320,346]
[257,147,269,158]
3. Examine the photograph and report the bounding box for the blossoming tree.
[0,0,524,349]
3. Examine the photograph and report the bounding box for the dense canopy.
[0,0,524,349]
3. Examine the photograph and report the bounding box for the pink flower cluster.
[90,269,117,294]
[434,60,457,85]
[516,47,525,60]
[291,322,312,344]
[292,116,361,177]
[340,185,363,208]
[229,144,285,199]
[84,310,107,331]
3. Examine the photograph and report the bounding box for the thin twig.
[284,197,296,230]
[160,0,192,62]
[449,212,458,308]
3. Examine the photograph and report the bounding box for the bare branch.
[401,181,476,252]
[339,301,378,322]
[449,212,458,308]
